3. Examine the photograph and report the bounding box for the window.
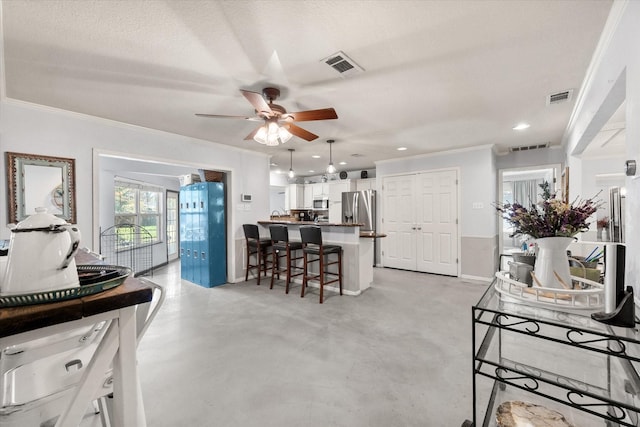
[115,179,163,245]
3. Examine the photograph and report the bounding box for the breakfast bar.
[258,221,378,295]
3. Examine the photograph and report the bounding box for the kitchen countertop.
[258,220,363,227]
[359,232,387,238]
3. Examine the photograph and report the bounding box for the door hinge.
[455,179,458,185]
[456,218,458,225]
[456,258,459,264]
[381,250,384,256]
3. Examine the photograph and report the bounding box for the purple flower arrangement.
[496,182,600,239]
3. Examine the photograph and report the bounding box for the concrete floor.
[88,262,489,426]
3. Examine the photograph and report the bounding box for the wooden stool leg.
[262,248,269,277]
[285,248,291,294]
[270,247,277,289]
[319,253,325,304]
[256,246,262,286]
[301,252,308,298]
[245,244,250,282]
[339,250,343,295]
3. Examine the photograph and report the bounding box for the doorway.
[498,165,560,261]
[166,190,179,262]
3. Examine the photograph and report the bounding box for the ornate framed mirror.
[6,152,77,224]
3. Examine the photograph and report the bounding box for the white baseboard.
[460,274,493,283]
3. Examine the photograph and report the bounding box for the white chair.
[0,278,165,427]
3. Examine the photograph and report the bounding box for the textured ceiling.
[1,0,613,176]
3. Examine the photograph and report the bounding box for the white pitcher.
[1,207,81,295]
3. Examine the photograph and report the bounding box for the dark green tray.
[0,265,131,308]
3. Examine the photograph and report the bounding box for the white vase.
[533,236,574,289]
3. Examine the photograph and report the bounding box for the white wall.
[269,186,286,214]
[0,100,271,282]
[563,1,640,292]
[495,146,565,171]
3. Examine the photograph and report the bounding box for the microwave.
[313,199,329,209]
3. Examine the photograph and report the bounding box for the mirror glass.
[6,152,76,224]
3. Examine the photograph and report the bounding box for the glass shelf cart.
[463,280,640,426]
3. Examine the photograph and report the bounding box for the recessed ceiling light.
[513,123,530,131]
[311,155,321,159]
[308,170,315,173]
[270,162,278,166]
[339,161,347,165]
[397,147,407,151]
[275,169,282,174]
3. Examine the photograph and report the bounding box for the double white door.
[382,170,458,276]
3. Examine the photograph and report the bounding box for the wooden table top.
[0,250,153,338]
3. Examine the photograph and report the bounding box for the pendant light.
[326,139,336,174]
[288,148,295,178]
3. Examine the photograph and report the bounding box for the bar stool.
[300,226,343,304]
[243,224,271,286]
[269,225,304,293]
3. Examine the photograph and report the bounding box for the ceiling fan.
[196,87,338,144]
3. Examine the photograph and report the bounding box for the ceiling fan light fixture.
[266,134,279,146]
[254,126,268,145]
[278,126,292,143]
[198,87,337,144]
[254,119,292,146]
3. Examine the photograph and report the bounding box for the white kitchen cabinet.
[311,183,328,200]
[355,178,376,191]
[285,184,304,210]
[328,180,354,201]
[328,180,355,223]
[329,202,342,223]
[303,185,313,209]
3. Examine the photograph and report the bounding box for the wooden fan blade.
[244,125,263,141]
[240,89,272,116]
[284,123,318,141]
[282,108,338,122]
[196,113,262,122]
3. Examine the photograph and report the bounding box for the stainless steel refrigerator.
[342,190,377,263]
[342,190,376,230]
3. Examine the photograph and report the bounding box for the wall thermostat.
[625,160,636,176]
[241,194,252,202]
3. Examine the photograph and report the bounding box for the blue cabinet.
[179,182,226,287]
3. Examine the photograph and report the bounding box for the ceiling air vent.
[509,143,550,152]
[322,51,364,77]
[546,89,573,106]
